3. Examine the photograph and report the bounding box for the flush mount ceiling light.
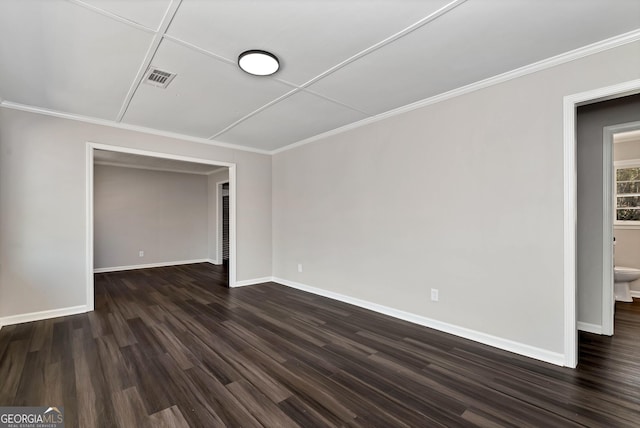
[238,50,280,76]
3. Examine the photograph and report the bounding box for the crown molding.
[271,28,640,155]
[209,0,466,142]
[1,29,637,157]
[0,101,271,155]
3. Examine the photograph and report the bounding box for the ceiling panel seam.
[66,0,156,34]
[1,24,635,158]
[300,88,373,117]
[270,28,640,155]
[162,34,301,90]
[207,84,374,140]
[4,1,636,154]
[163,34,236,66]
[207,0,466,140]
[208,87,301,139]
[115,0,183,122]
[291,0,467,90]
[0,101,272,155]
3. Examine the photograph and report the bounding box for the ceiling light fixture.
[238,50,280,76]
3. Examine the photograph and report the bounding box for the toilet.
[613,266,640,302]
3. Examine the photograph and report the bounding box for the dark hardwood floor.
[1,263,640,427]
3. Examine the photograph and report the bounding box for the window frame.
[614,159,640,229]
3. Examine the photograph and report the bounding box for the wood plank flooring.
[1,263,640,427]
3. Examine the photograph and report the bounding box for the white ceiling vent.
[143,67,176,88]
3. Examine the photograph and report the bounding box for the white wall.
[0,108,271,318]
[577,94,640,326]
[613,136,640,293]
[208,168,229,263]
[94,165,208,269]
[273,40,640,357]
[615,138,640,160]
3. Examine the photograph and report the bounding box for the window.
[615,160,640,224]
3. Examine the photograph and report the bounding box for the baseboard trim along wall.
[272,277,566,367]
[0,305,88,329]
[631,290,640,299]
[0,272,568,367]
[577,321,603,335]
[94,258,210,273]
[232,277,273,288]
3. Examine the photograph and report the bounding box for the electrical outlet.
[298,263,303,273]
[139,250,144,257]
[431,288,439,302]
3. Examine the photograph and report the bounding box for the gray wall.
[94,165,208,269]
[577,94,640,326]
[273,40,640,355]
[1,38,638,360]
[0,108,272,318]
[613,136,640,293]
[208,168,229,263]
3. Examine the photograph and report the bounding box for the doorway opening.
[564,78,640,368]
[602,122,640,335]
[214,180,230,286]
[86,142,237,311]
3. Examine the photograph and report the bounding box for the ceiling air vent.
[143,67,176,89]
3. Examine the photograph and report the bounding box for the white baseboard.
[232,277,273,288]
[272,277,565,367]
[207,258,221,265]
[0,305,88,327]
[577,321,602,335]
[630,290,640,298]
[94,258,210,273]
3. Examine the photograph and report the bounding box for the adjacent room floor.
[0,263,639,427]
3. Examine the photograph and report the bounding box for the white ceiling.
[0,0,638,152]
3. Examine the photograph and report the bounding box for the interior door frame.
[602,121,640,336]
[216,179,230,266]
[563,78,640,368]
[86,142,238,311]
